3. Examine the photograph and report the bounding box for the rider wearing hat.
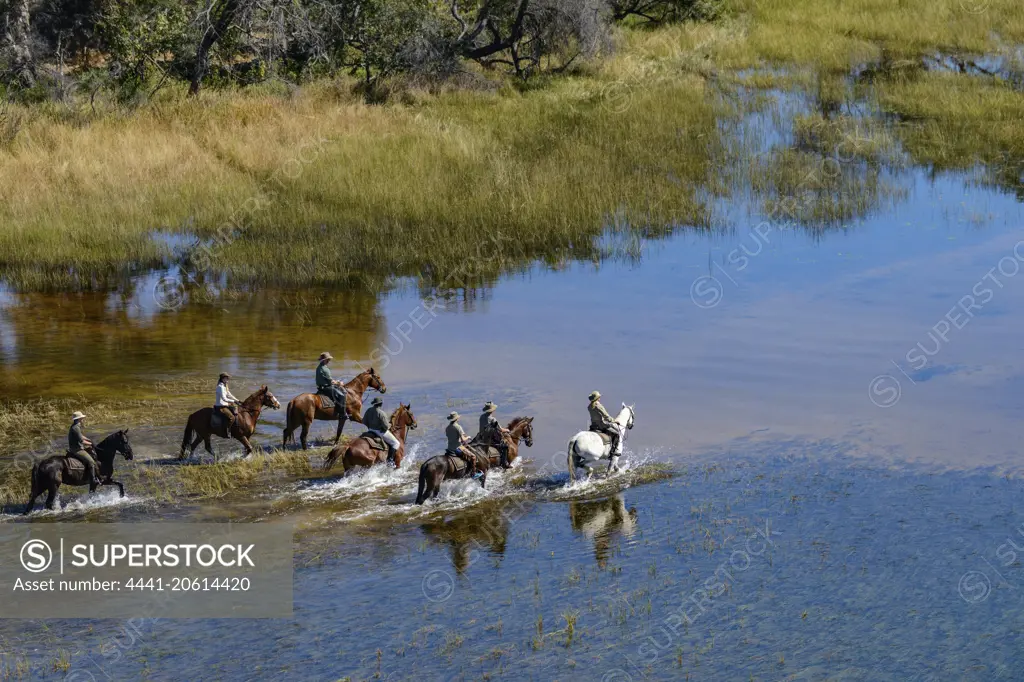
[315,352,348,415]
[475,401,510,459]
[68,411,101,489]
[588,391,621,456]
[363,396,400,465]
[215,373,241,434]
[446,411,477,476]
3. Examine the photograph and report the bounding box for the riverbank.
[1,0,1020,292]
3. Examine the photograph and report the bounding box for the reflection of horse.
[566,404,635,481]
[180,386,281,459]
[283,369,387,449]
[568,493,638,568]
[414,417,534,505]
[24,430,135,514]
[323,403,417,472]
[420,503,511,574]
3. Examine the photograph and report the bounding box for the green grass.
[0,1,1021,293]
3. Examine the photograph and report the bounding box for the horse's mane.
[507,416,530,429]
[94,430,124,452]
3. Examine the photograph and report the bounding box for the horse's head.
[510,416,534,448]
[106,428,134,461]
[260,386,281,409]
[391,403,417,431]
[368,368,387,394]
[619,403,635,430]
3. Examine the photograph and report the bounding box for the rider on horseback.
[474,401,510,461]
[588,391,621,456]
[315,352,348,415]
[446,411,477,477]
[68,411,101,489]
[215,373,240,434]
[363,397,401,465]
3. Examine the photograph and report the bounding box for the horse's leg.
[479,470,487,489]
[300,419,311,450]
[238,435,254,458]
[45,484,59,511]
[23,491,39,515]
[107,479,125,498]
[186,434,203,460]
[334,413,347,445]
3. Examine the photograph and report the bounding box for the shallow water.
[2,79,1024,679]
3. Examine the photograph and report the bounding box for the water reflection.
[568,494,638,569]
[419,502,511,575]
[0,283,383,401]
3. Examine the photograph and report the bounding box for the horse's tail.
[567,437,577,483]
[324,444,344,472]
[283,400,294,446]
[30,461,39,496]
[180,418,194,459]
[415,459,430,505]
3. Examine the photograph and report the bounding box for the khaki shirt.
[478,413,499,439]
[446,422,467,451]
[363,406,390,433]
[69,422,87,453]
[316,362,334,390]
[589,400,614,429]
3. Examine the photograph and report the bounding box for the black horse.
[23,429,134,514]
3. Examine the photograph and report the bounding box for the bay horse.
[415,416,534,505]
[24,429,134,514]
[179,385,281,460]
[283,368,387,449]
[323,403,417,472]
[470,416,534,469]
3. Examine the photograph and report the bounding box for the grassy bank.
[0,0,1022,291]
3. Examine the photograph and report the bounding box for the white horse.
[566,404,635,482]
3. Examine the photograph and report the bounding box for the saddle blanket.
[359,431,387,451]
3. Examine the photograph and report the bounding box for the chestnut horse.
[415,416,534,505]
[283,368,387,449]
[180,385,281,460]
[471,416,534,469]
[323,403,417,472]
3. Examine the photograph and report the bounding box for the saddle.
[64,456,86,473]
[210,410,234,437]
[316,391,335,410]
[589,428,614,445]
[359,431,387,452]
[444,453,471,477]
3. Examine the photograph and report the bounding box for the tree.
[1,0,36,87]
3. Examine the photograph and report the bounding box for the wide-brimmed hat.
[319,352,333,362]
[447,411,460,421]
[71,411,86,421]
[482,401,497,413]
[588,391,601,401]
[371,397,383,406]
[219,372,231,381]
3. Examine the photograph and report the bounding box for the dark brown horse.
[323,403,417,472]
[283,368,387,449]
[180,385,281,460]
[415,417,534,505]
[24,429,134,514]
